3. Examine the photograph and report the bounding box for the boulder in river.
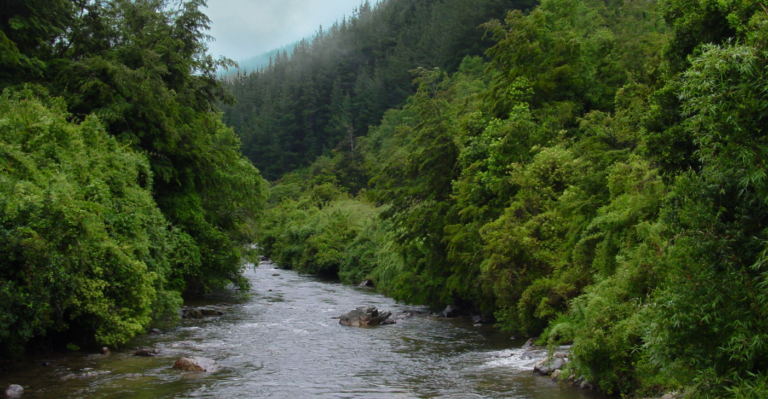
[534,356,566,375]
[439,305,461,318]
[338,306,394,326]
[172,357,220,372]
[4,385,23,397]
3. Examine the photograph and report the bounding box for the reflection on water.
[0,262,609,399]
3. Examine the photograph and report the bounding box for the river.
[0,261,609,398]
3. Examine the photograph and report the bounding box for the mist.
[205,0,365,62]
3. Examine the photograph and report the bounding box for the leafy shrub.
[0,88,180,356]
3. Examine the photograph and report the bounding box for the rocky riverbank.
[503,338,684,399]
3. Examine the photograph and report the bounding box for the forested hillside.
[220,0,535,180]
[251,0,768,397]
[0,0,266,357]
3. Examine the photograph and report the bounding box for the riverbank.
[0,261,609,399]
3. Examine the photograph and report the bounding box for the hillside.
[249,0,768,397]
[220,0,535,180]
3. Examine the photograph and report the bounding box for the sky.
[204,0,366,62]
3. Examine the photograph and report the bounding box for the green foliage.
[0,0,74,88]
[0,88,180,357]
[221,0,535,180]
[259,184,385,278]
[248,0,768,396]
[0,0,267,355]
[45,0,266,293]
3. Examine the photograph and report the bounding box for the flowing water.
[0,261,609,399]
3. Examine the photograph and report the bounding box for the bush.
[0,88,181,356]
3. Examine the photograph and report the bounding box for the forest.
[3,0,768,397]
[0,0,266,356]
[227,0,768,397]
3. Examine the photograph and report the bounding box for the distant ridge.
[219,41,300,77]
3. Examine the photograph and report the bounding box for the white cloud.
[205,0,365,61]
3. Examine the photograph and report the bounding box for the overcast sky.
[204,0,365,61]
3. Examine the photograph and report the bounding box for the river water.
[0,261,608,399]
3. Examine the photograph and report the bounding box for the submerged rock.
[181,308,203,319]
[338,306,394,326]
[4,385,23,397]
[134,348,160,357]
[181,307,225,319]
[172,357,220,372]
[471,314,494,324]
[439,305,461,318]
[396,311,414,319]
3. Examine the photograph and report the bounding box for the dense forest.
[0,0,266,357]
[239,0,768,397]
[4,0,768,397]
[220,0,535,180]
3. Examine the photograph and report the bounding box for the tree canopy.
[254,0,768,396]
[0,0,266,357]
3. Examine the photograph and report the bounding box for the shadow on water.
[0,261,611,399]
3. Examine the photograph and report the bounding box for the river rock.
[181,307,224,318]
[200,308,224,316]
[358,280,374,287]
[181,308,203,319]
[172,357,220,372]
[134,348,160,357]
[396,311,415,319]
[551,369,562,380]
[4,385,23,397]
[534,356,565,375]
[521,338,536,350]
[471,314,494,324]
[520,349,547,360]
[101,347,110,355]
[338,306,394,326]
[439,305,461,318]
